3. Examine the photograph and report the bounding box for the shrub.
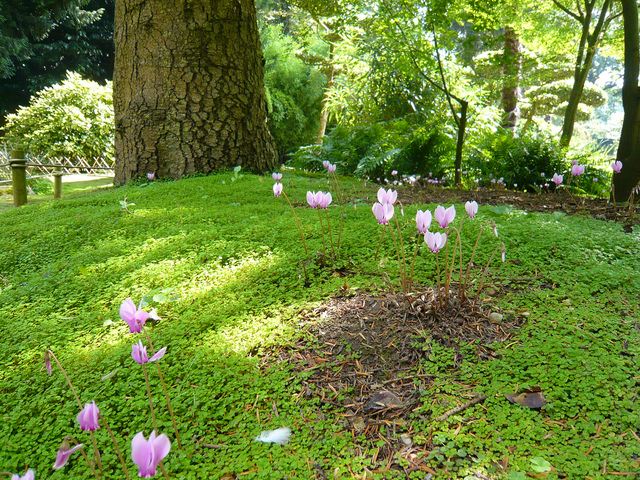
[468,130,566,191]
[3,72,114,159]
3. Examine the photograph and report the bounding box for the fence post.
[10,149,27,207]
[53,166,63,199]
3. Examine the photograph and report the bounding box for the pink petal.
[149,347,167,362]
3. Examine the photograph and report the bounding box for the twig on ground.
[433,394,489,422]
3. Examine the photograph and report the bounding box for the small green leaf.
[530,456,551,473]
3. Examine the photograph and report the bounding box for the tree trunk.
[559,0,613,147]
[612,0,640,202]
[500,26,521,130]
[316,43,335,144]
[113,0,277,184]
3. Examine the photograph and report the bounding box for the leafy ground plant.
[0,171,638,478]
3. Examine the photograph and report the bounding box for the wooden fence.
[0,150,114,207]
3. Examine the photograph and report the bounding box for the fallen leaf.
[505,390,547,409]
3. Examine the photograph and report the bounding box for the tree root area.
[272,289,527,476]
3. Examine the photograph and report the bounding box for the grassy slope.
[0,172,638,479]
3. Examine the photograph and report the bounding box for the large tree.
[612,0,640,202]
[113,0,277,183]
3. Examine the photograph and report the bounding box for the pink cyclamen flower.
[44,351,52,376]
[318,192,332,209]
[465,201,478,219]
[77,401,100,431]
[372,202,394,225]
[611,161,622,173]
[272,172,282,181]
[306,191,323,208]
[415,210,432,234]
[10,470,36,480]
[552,173,563,186]
[273,182,283,197]
[424,231,447,253]
[147,173,154,181]
[571,164,585,176]
[434,205,456,228]
[328,164,336,173]
[120,298,151,334]
[132,341,167,365]
[53,439,83,470]
[377,187,397,205]
[131,431,172,478]
[322,161,330,169]
[391,170,398,176]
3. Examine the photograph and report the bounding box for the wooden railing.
[0,150,114,207]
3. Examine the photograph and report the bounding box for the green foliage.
[468,130,566,191]
[4,71,114,159]
[1,173,639,477]
[261,24,326,161]
[290,118,455,180]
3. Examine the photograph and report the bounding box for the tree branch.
[553,0,582,22]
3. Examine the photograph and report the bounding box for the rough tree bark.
[113,0,277,184]
[612,0,640,202]
[500,26,521,130]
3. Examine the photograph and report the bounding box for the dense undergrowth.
[0,172,639,479]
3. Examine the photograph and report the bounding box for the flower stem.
[388,225,406,293]
[159,461,171,480]
[324,210,336,257]
[68,436,101,480]
[375,225,387,261]
[393,215,408,292]
[89,432,104,476]
[47,350,82,410]
[435,252,442,309]
[336,204,346,251]
[461,222,488,299]
[317,209,327,257]
[282,190,308,255]
[142,364,158,432]
[99,414,131,479]
[408,234,420,291]
[144,329,183,450]
[473,243,503,305]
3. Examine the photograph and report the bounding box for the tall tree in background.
[612,0,640,202]
[552,0,621,146]
[0,0,113,125]
[113,0,277,183]
[500,25,522,130]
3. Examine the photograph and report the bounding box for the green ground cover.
[0,172,638,479]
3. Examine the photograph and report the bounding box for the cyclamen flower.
[272,172,282,181]
[306,191,323,208]
[273,183,283,197]
[425,231,447,253]
[465,201,478,219]
[415,210,432,234]
[391,170,398,176]
[9,470,36,480]
[328,164,336,173]
[147,173,154,181]
[377,187,397,205]
[571,164,585,176]
[131,431,172,478]
[318,192,332,209]
[120,298,151,334]
[611,161,622,173]
[77,401,100,431]
[53,438,83,470]
[434,205,456,228]
[322,161,330,169]
[552,173,563,186]
[132,341,167,365]
[44,351,52,376]
[372,202,394,225]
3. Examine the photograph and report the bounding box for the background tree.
[612,0,640,201]
[0,0,113,125]
[113,0,277,183]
